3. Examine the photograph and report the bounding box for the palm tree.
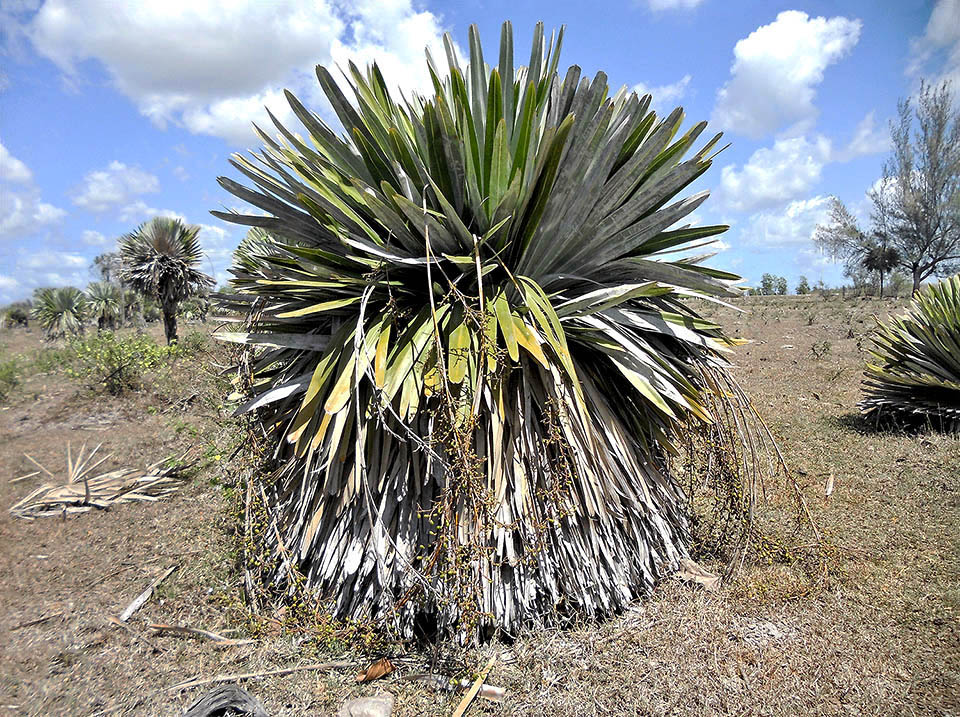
[215,22,774,639]
[119,217,214,344]
[862,241,900,298]
[32,287,88,339]
[86,281,121,331]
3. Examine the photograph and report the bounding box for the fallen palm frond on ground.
[9,443,189,519]
[860,274,960,431]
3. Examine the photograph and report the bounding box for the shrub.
[860,275,960,431]
[65,331,180,394]
[3,302,31,328]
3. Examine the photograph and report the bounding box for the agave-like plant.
[216,22,772,639]
[860,274,960,431]
[86,281,122,331]
[32,287,88,340]
[119,217,214,344]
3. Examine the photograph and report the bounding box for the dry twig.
[168,661,352,692]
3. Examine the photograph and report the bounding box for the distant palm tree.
[863,241,900,298]
[32,287,88,339]
[119,217,214,344]
[86,281,121,331]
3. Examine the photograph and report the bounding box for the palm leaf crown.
[860,274,960,431]
[32,286,88,339]
[216,22,767,639]
[86,281,121,321]
[119,217,214,303]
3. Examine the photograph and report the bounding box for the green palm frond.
[215,21,770,639]
[860,274,960,431]
[32,287,88,339]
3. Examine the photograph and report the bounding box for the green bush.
[0,358,18,402]
[64,331,181,394]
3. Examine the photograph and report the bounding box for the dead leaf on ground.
[677,558,721,592]
[355,657,394,683]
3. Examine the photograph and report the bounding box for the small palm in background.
[86,281,122,332]
[119,217,214,344]
[32,287,88,340]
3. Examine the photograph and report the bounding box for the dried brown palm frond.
[9,443,189,520]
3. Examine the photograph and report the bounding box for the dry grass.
[0,298,957,715]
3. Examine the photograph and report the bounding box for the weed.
[0,357,19,402]
[810,340,832,360]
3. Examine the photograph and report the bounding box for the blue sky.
[1,0,957,303]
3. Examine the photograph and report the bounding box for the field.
[0,295,957,716]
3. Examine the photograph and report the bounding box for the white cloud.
[173,165,189,182]
[0,190,66,239]
[21,249,87,270]
[72,160,159,213]
[908,0,960,91]
[81,229,108,246]
[837,111,890,160]
[117,200,184,224]
[711,11,861,138]
[0,140,32,183]
[738,196,832,247]
[27,0,451,146]
[646,0,704,10]
[0,274,20,294]
[718,135,832,212]
[633,74,692,112]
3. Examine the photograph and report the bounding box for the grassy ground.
[0,296,957,716]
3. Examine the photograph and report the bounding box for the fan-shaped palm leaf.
[32,287,88,339]
[860,274,960,430]
[86,281,122,331]
[120,217,214,343]
[216,22,773,639]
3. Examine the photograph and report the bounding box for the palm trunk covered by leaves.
[216,23,775,639]
[860,274,960,431]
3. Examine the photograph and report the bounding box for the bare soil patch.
[1,298,957,715]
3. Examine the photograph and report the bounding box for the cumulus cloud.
[81,229,108,246]
[718,135,832,212]
[0,189,66,239]
[72,161,159,213]
[21,249,87,270]
[738,196,832,247]
[0,140,32,183]
[27,0,452,146]
[117,200,184,224]
[908,0,960,91]
[836,111,890,161]
[0,137,66,243]
[711,11,861,138]
[0,274,20,295]
[633,74,692,112]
